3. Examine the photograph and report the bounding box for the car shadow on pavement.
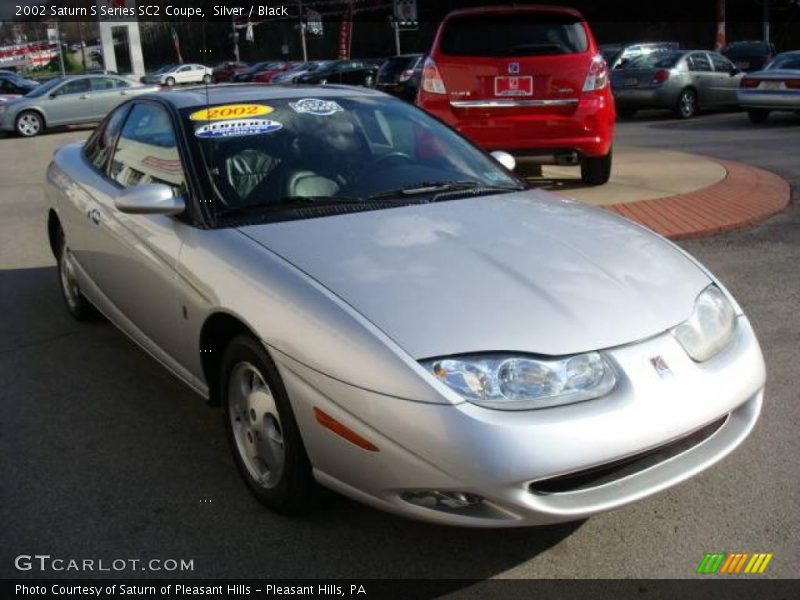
[0,266,584,583]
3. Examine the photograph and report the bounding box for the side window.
[113,78,130,88]
[179,65,192,72]
[0,80,13,92]
[56,79,91,95]
[91,77,117,92]
[109,103,186,195]
[710,54,733,72]
[85,105,130,171]
[688,53,712,72]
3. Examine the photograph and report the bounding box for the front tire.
[675,88,698,118]
[165,76,176,87]
[221,335,317,514]
[56,228,97,321]
[581,149,613,186]
[16,110,43,137]
[748,109,770,123]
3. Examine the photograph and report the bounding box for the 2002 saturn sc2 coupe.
[46,85,765,527]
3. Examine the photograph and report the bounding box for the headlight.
[671,285,736,362]
[421,352,616,410]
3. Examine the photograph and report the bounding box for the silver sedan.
[612,50,744,118]
[46,85,765,527]
[738,51,800,123]
[0,74,158,137]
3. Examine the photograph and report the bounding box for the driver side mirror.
[490,150,516,172]
[114,183,185,215]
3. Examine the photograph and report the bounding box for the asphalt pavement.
[1,110,798,582]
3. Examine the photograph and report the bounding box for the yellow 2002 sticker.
[189,104,274,121]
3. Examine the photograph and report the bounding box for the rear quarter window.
[439,13,588,57]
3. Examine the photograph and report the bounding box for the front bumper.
[274,315,765,527]
[738,89,800,110]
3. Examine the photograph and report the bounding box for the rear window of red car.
[439,13,588,57]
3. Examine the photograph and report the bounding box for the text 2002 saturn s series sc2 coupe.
[46,85,765,527]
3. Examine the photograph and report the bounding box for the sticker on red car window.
[189,104,274,121]
[194,119,283,139]
[289,98,343,116]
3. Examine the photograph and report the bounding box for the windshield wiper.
[215,195,365,219]
[369,180,525,202]
[369,180,524,201]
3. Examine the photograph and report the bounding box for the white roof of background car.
[150,83,385,109]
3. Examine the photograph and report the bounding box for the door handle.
[88,208,100,224]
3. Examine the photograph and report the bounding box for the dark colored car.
[722,41,776,72]
[600,42,679,71]
[212,61,249,83]
[376,54,424,102]
[294,60,378,87]
[416,5,615,186]
[232,62,285,83]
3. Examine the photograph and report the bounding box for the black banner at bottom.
[4,579,800,600]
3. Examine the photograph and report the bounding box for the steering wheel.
[372,152,413,167]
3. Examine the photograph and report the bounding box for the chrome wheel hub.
[228,362,285,488]
[680,93,695,117]
[18,114,40,136]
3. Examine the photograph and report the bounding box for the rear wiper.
[369,180,524,201]
[215,195,365,218]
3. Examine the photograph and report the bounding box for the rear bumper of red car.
[419,92,614,159]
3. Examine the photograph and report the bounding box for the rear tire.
[221,334,318,514]
[56,228,97,321]
[675,88,698,119]
[581,149,613,186]
[748,109,770,124]
[202,74,212,84]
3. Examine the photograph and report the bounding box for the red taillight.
[741,78,760,88]
[652,69,670,84]
[421,58,447,95]
[785,79,800,89]
[582,55,609,92]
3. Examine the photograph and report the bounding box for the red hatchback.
[416,5,615,185]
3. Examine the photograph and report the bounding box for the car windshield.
[766,54,800,70]
[154,64,176,74]
[440,13,588,57]
[184,96,523,225]
[24,77,64,97]
[626,52,683,69]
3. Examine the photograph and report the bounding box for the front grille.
[530,416,728,495]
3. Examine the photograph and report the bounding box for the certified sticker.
[194,119,283,139]
[189,104,274,121]
[289,98,343,116]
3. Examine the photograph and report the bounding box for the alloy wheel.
[228,362,285,489]
[17,113,41,136]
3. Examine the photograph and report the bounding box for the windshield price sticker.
[289,99,344,116]
[194,119,283,139]
[189,104,274,122]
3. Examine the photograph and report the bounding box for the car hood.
[240,191,711,359]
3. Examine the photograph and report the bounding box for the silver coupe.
[45,85,765,527]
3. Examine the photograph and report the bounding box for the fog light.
[401,490,484,510]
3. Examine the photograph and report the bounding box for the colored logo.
[189,104,274,121]
[194,119,283,139]
[696,552,773,575]
[508,62,520,74]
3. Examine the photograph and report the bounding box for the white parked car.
[143,63,213,87]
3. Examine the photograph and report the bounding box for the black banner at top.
[4,0,800,23]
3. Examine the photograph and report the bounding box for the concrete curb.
[603,159,791,240]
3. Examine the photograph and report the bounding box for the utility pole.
[393,18,401,55]
[298,0,307,62]
[56,21,66,76]
[231,17,240,61]
[762,0,770,43]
